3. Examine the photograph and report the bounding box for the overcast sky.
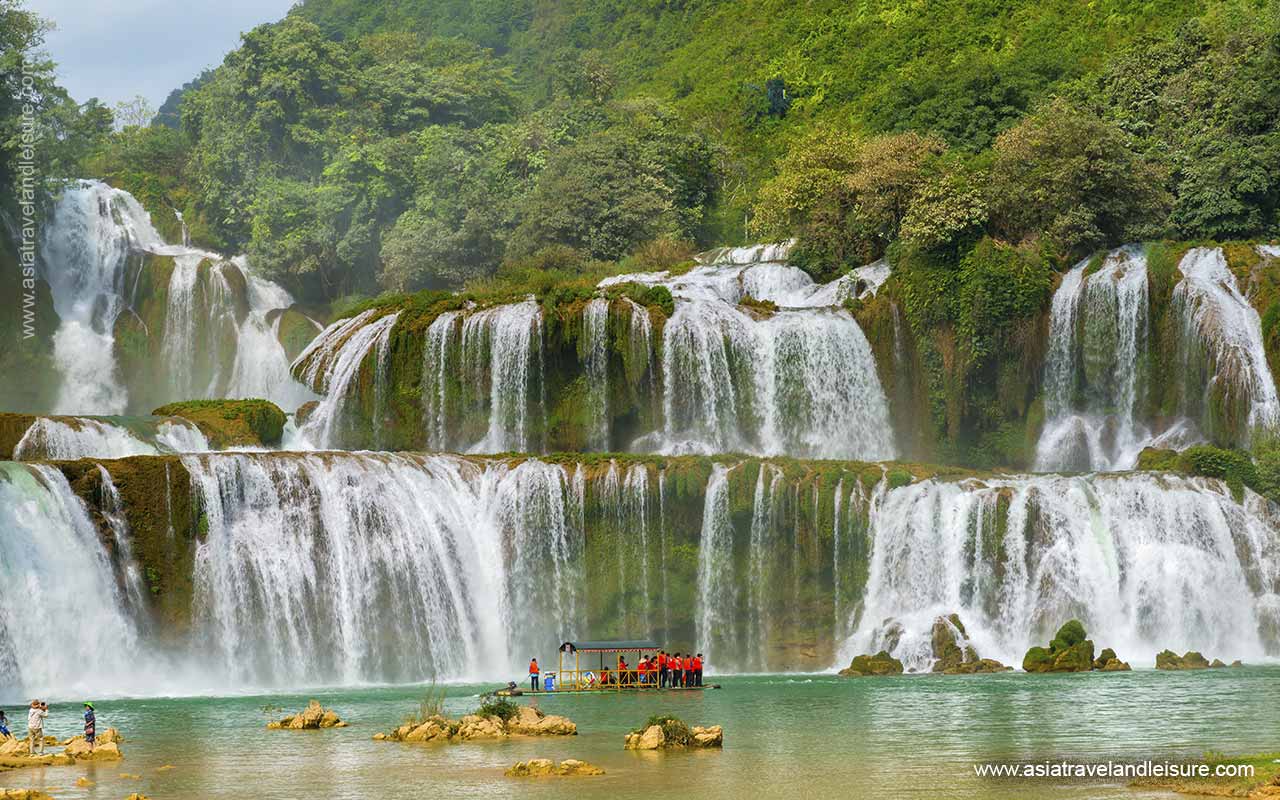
[25,0,298,112]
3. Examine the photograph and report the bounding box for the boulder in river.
[624,716,721,750]
[1155,650,1213,670]
[928,613,1013,674]
[1022,620,1096,673]
[376,705,575,743]
[839,650,904,677]
[267,700,348,730]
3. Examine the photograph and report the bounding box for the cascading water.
[41,182,157,414]
[294,311,400,448]
[608,246,897,458]
[659,301,896,458]
[1034,247,1166,471]
[40,180,314,416]
[841,472,1280,672]
[583,297,611,451]
[464,299,545,454]
[0,463,154,699]
[11,416,210,460]
[1173,247,1280,446]
[185,452,582,685]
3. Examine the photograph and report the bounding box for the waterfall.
[294,311,400,448]
[12,416,210,460]
[746,464,784,671]
[42,182,155,414]
[660,302,896,458]
[1035,247,1162,471]
[695,464,736,672]
[841,472,1280,672]
[185,452,583,685]
[1173,247,1280,445]
[583,297,611,451]
[463,299,544,454]
[1035,245,1280,469]
[40,180,313,416]
[421,310,462,451]
[0,463,153,700]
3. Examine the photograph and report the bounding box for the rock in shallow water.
[839,650,904,677]
[377,706,575,743]
[267,700,347,730]
[505,758,604,777]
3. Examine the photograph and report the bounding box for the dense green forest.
[4,0,1275,306]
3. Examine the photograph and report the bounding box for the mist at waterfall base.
[4,452,1279,704]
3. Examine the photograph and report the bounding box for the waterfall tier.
[39,181,315,415]
[3,451,1277,699]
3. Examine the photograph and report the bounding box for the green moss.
[52,456,198,639]
[153,399,286,448]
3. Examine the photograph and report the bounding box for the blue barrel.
[544,674,556,691]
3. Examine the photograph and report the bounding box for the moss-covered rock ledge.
[152,399,286,448]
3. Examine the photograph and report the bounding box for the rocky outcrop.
[0,727,124,771]
[1023,620,1098,673]
[929,614,1013,674]
[375,705,575,743]
[505,758,605,777]
[152,399,286,447]
[624,717,722,750]
[267,700,348,730]
[0,791,56,800]
[1091,647,1132,671]
[839,650,904,677]
[1156,650,1216,670]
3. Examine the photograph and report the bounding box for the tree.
[753,130,946,275]
[988,98,1170,260]
[112,95,155,129]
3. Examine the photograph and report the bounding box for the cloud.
[25,0,297,111]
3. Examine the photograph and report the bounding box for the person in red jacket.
[694,653,704,686]
[670,652,682,687]
[649,655,658,686]
[638,655,649,685]
[529,658,540,692]
[657,651,668,688]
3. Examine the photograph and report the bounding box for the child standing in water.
[83,703,96,747]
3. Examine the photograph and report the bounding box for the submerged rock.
[376,705,574,743]
[267,700,348,730]
[839,650,904,677]
[505,758,604,777]
[1156,650,1214,670]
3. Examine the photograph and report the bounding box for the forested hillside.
[20,0,1258,304]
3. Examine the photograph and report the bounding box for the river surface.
[2,669,1277,799]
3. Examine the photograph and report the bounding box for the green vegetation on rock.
[152,399,286,448]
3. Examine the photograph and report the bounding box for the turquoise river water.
[2,670,1278,799]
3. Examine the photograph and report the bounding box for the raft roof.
[560,640,659,653]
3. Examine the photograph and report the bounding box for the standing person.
[682,654,692,687]
[694,653,704,687]
[83,703,96,747]
[529,658,540,692]
[657,651,667,688]
[638,655,649,685]
[671,653,682,688]
[0,709,10,739]
[27,700,47,756]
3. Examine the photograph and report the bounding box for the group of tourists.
[527,651,704,690]
[0,701,97,755]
